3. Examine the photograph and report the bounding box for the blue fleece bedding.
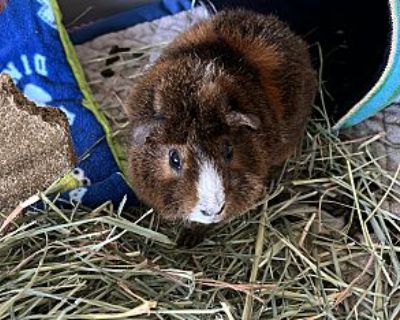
[0,0,192,208]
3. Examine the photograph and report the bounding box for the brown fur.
[127,9,317,223]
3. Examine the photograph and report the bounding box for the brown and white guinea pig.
[127,9,317,226]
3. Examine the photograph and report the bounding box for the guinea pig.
[127,9,317,227]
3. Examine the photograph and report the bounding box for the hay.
[1,98,399,319]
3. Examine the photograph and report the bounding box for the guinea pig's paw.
[176,228,206,248]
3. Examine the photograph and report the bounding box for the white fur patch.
[204,61,216,80]
[188,160,225,224]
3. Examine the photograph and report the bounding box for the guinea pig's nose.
[200,209,212,216]
[201,204,225,217]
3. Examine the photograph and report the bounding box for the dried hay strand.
[1,101,400,318]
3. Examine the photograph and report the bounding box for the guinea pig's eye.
[169,149,182,171]
[224,144,233,161]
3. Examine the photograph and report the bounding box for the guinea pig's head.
[128,58,271,225]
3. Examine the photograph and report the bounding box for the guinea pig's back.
[211,10,317,126]
[164,9,316,160]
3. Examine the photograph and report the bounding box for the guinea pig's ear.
[131,120,162,145]
[226,111,261,130]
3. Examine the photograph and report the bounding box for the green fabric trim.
[49,0,129,179]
